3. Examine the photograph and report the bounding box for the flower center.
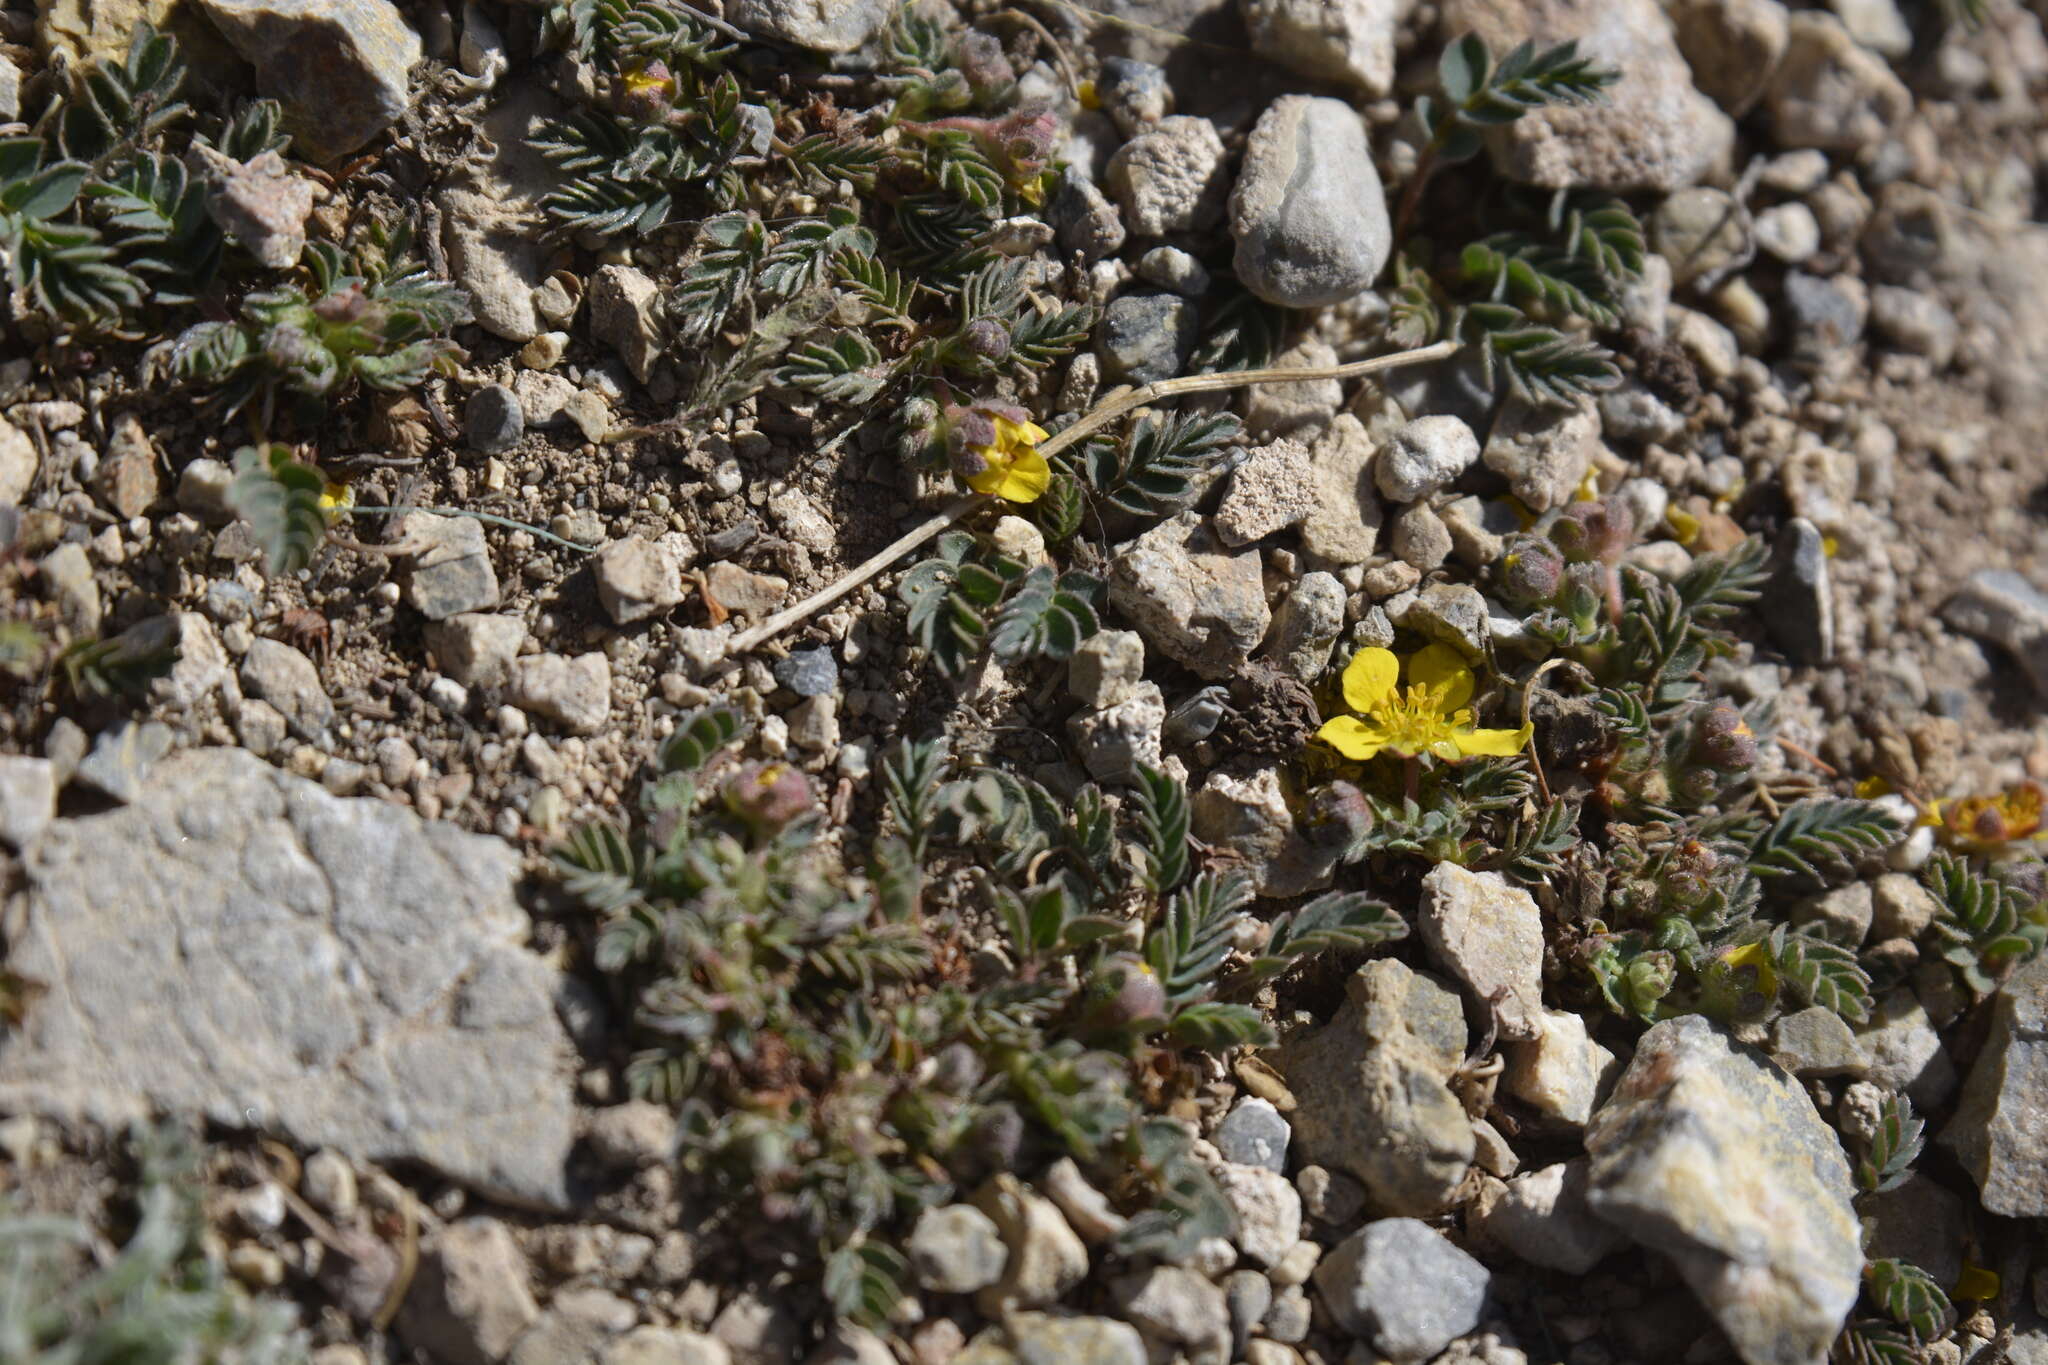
[1370,683,1467,752]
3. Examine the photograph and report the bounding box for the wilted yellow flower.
[318,481,354,524]
[620,60,676,101]
[1928,781,2045,852]
[960,412,1051,504]
[1316,644,1532,763]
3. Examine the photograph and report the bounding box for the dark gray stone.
[467,384,525,455]
[1096,57,1171,137]
[1782,271,1867,364]
[1761,517,1832,665]
[774,647,839,698]
[1098,293,1198,385]
[1213,1097,1291,1173]
[1943,952,2048,1216]
[1048,169,1126,264]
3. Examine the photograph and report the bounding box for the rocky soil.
[3,0,2048,1363]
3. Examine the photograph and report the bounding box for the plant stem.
[1390,140,1442,252]
[727,338,1461,656]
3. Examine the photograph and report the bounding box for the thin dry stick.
[727,338,1461,655]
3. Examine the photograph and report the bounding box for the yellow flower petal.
[1408,643,1475,712]
[1452,723,1533,758]
[1317,715,1389,760]
[1341,647,1399,714]
[994,449,1051,503]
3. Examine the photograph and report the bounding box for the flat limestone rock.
[0,748,578,1210]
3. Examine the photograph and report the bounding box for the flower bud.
[1304,780,1374,849]
[1552,500,1634,565]
[722,761,815,833]
[1691,702,1758,773]
[1499,537,1565,605]
[953,31,1016,104]
[959,317,1011,361]
[1078,954,1167,1036]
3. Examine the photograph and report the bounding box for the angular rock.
[1766,12,1912,152]
[439,89,559,343]
[1214,1097,1292,1173]
[93,415,160,518]
[240,637,332,734]
[74,720,174,805]
[1761,517,1833,666]
[908,1204,1008,1295]
[1231,96,1390,308]
[1391,504,1452,571]
[1670,0,1792,116]
[774,647,839,699]
[1112,1265,1230,1357]
[1483,400,1603,512]
[398,1218,542,1365]
[0,756,57,850]
[1097,292,1198,385]
[0,414,35,506]
[1279,959,1474,1215]
[0,750,578,1207]
[1506,1007,1617,1125]
[466,385,524,455]
[1857,987,1956,1109]
[725,0,890,52]
[1109,512,1270,679]
[1313,1218,1490,1362]
[1942,569,2048,696]
[589,265,665,385]
[1377,415,1479,503]
[1242,0,1410,95]
[1770,1006,1868,1078]
[1942,952,2048,1216]
[1096,57,1172,137]
[1216,437,1315,545]
[1068,680,1166,783]
[1212,1160,1302,1268]
[1069,630,1145,709]
[424,613,527,690]
[1470,1160,1627,1274]
[1241,337,1344,438]
[117,612,227,710]
[193,145,317,270]
[1106,115,1230,237]
[1263,571,1346,681]
[1585,1015,1862,1365]
[1002,1313,1146,1365]
[400,513,501,621]
[508,653,612,734]
[1300,415,1383,564]
[1048,169,1126,263]
[1419,863,1545,1040]
[1395,583,1492,660]
[1191,764,1336,899]
[972,1174,1088,1316]
[593,535,685,626]
[196,0,420,163]
[1857,1174,1969,1289]
[1444,0,1735,191]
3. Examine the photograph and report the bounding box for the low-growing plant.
[0,1123,305,1362]
[557,711,1402,1321]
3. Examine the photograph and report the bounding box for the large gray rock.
[1231,96,1390,307]
[1278,959,1474,1216]
[1469,1160,1627,1273]
[1943,952,2048,1216]
[725,0,890,52]
[1441,0,1734,191]
[1585,1015,1861,1365]
[1313,1218,1490,1362]
[1300,414,1384,564]
[1109,512,1271,679]
[0,749,578,1208]
[196,0,419,162]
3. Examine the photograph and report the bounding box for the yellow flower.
[318,481,354,525]
[962,413,1052,504]
[1315,645,1532,763]
[620,60,675,101]
[1929,781,2045,852]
